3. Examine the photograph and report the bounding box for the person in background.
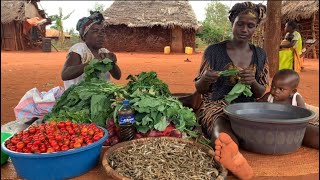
[280,32,294,46]
[258,69,319,149]
[194,2,268,179]
[279,21,303,73]
[61,11,121,89]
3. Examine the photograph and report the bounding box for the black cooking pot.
[224,102,316,155]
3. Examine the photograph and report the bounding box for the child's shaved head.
[273,69,300,89]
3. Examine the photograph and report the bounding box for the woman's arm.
[61,52,87,81]
[280,40,297,48]
[110,64,121,80]
[257,92,270,102]
[296,94,306,108]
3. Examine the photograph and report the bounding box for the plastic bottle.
[118,99,136,141]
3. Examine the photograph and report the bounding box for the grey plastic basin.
[224,102,316,155]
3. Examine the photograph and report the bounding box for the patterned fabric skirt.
[197,99,228,138]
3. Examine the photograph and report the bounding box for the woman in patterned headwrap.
[194,2,268,179]
[61,11,121,89]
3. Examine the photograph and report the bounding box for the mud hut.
[46,29,71,41]
[1,0,49,51]
[103,1,198,53]
[281,0,319,59]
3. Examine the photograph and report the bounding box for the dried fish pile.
[108,139,221,180]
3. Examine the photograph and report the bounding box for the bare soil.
[1,51,319,125]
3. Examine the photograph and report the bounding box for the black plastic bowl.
[224,102,316,155]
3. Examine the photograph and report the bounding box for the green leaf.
[142,115,153,126]
[154,116,169,131]
[157,105,165,112]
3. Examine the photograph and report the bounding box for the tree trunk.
[311,12,317,59]
[263,0,282,78]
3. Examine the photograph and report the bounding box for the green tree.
[50,7,75,47]
[68,28,77,36]
[88,2,105,14]
[197,2,232,45]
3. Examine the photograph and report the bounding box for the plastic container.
[42,38,51,52]
[224,103,316,155]
[1,132,12,165]
[185,47,193,55]
[1,127,108,180]
[164,46,170,54]
[118,100,136,141]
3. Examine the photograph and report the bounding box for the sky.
[38,1,266,32]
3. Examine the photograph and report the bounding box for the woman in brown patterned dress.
[195,2,268,179]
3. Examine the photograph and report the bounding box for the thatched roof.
[46,29,71,38]
[282,0,319,22]
[1,0,45,24]
[103,1,198,30]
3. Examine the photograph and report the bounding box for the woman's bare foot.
[214,132,253,180]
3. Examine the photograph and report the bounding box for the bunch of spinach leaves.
[43,59,122,126]
[126,71,171,96]
[84,58,113,81]
[43,79,123,126]
[113,88,198,134]
[218,69,253,103]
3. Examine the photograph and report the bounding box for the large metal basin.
[224,102,316,155]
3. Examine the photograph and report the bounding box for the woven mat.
[1,146,318,180]
[241,146,319,177]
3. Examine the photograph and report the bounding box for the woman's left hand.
[239,69,256,86]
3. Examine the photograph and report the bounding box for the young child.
[259,69,319,149]
[280,32,294,47]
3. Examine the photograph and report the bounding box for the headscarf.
[76,11,105,40]
[228,2,267,25]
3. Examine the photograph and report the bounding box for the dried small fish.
[108,139,221,180]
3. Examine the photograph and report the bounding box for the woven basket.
[102,137,228,180]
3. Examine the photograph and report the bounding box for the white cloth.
[267,92,301,106]
[63,42,111,90]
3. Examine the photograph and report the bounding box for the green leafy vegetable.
[126,71,171,96]
[225,82,252,103]
[217,69,239,77]
[84,58,113,81]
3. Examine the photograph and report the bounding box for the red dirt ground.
[1,51,319,125]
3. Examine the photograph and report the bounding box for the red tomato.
[55,134,63,141]
[31,144,39,152]
[40,146,46,153]
[10,138,19,145]
[53,145,60,151]
[73,142,81,148]
[28,127,36,134]
[50,140,58,147]
[86,140,93,145]
[61,145,69,151]
[64,139,70,146]
[26,143,33,150]
[33,140,41,146]
[57,122,65,129]
[81,131,87,136]
[92,135,101,142]
[68,130,75,135]
[65,120,72,126]
[88,129,95,136]
[49,121,57,126]
[22,137,31,144]
[46,147,54,153]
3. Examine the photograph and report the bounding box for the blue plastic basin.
[1,127,108,180]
